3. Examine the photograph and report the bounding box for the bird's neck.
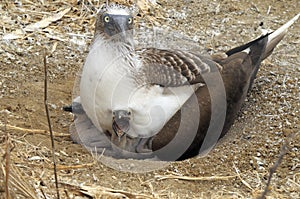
[96,33,135,58]
[94,32,134,50]
[90,34,142,84]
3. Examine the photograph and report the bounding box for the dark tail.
[226,13,299,62]
[226,13,299,88]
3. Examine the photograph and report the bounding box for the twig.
[61,182,154,199]
[44,54,60,199]
[50,161,96,170]
[0,124,69,137]
[258,136,292,199]
[267,6,272,15]
[0,163,37,199]
[40,188,47,199]
[4,112,11,199]
[233,163,254,191]
[155,174,237,181]
[251,3,260,13]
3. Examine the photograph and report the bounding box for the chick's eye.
[104,16,110,23]
[128,17,133,24]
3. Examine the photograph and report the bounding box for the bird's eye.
[104,16,110,23]
[128,17,133,24]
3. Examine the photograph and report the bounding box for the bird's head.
[95,3,137,43]
[112,110,131,138]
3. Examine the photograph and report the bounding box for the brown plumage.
[152,14,300,160]
[137,48,216,87]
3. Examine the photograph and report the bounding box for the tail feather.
[224,13,299,91]
[262,13,300,60]
[226,13,299,61]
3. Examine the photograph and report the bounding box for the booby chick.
[64,3,299,160]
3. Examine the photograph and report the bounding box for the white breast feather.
[80,35,200,137]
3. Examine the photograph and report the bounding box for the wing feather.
[137,48,218,87]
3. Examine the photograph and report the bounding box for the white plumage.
[79,3,205,144]
[80,35,200,138]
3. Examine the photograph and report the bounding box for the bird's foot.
[110,132,155,159]
[136,137,153,153]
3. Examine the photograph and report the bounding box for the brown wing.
[137,48,219,87]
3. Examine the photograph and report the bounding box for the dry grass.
[0,0,299,198]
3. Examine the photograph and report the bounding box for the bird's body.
[80,34,201,140]
[80,36,136,133]
[64,3,300,160]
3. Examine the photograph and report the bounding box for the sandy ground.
[0,0,299,198]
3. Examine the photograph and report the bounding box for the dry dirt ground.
[0,0,299,198]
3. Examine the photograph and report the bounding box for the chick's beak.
[112,110,131,138]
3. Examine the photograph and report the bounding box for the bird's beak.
[112,119,129,137]
[112,110,131,140]
[105,15,134,45]
[114,17,129,37]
